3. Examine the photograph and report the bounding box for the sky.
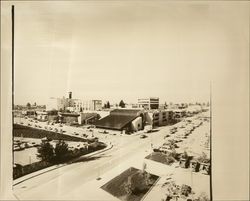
[1,1,249,105]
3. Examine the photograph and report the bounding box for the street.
[13,123,170,200]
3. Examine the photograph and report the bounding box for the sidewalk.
[13,143,113,186]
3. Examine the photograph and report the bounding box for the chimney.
[69,92,72,99]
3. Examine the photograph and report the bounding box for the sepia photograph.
[0,1,249,201]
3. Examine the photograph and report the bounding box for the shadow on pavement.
[70,155,109,164]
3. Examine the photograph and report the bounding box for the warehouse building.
[94,109,147,133]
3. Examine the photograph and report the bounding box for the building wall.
[47,115,58,122]
[61,116,78,124]
[78,113,100,125]
[138,97,159,110]
[91,100,102,111]
[147,110,173,128]
[74,100,102,112]
[131,117,142,131]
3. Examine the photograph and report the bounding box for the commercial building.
[78,113,101,125]
[94,109,147,133]
[138,97,159,110]
[74,99,102,112]
[148,110,174,127]
[58,113,79,125]
[46,92,102,112]
[46,92,76,111]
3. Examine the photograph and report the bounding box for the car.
[140,134,147,139]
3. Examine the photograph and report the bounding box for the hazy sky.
[1,1,249,105]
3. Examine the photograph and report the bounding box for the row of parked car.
[14,139,39,151]
[161,118,204,152]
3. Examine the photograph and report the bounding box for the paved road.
[13,113,209,200]
[13,124,170,200]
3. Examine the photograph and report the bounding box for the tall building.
[46,92,76,111]
[74,100,102,112]
[138,97,159,110]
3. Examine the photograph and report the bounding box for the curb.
[13,144,113,186]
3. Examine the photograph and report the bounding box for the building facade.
[147,110,175,127]
[138,97,159,110]
[46,92,102,112]
[74,99,102,112]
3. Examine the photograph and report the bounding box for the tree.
[164,102,168,109]
[33,102,37,106]
[54,140,69,162]
[103,103,107,109]
[37,141,54,162]
[26,102,31,109]
[119,100,125,108]
[106,101,110,108]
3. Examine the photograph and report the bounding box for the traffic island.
[145,152,180,166]
[101,167,159,201]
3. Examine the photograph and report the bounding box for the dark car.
[140,134,147,139]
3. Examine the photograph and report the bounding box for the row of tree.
[103,100,126,109]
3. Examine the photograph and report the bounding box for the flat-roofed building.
[74,99,102,112]
[147,109,175,128]
[138,97,159,110]
[78,112,101,125]
[46,92,102,112]
[59,112,79,125]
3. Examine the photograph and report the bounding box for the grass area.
[145,152,178,165]
[13,124,86,142]
[101,167,159,201]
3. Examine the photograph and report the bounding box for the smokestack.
[69,92,72,99]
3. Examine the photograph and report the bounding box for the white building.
[138,97,159,110]
[74,99,102,112]
[46,92,102,112]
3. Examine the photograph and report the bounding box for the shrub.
[37,141,54,162]
[197,152,210,164]
[180,184,192,196]
[54,140,70,162]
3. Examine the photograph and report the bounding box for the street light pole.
[209,83,213,201]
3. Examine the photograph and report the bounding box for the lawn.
[101,167,159,201]
[145,152,179,165]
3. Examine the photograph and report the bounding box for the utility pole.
[210,83,213,201]
[12,5,15,169]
